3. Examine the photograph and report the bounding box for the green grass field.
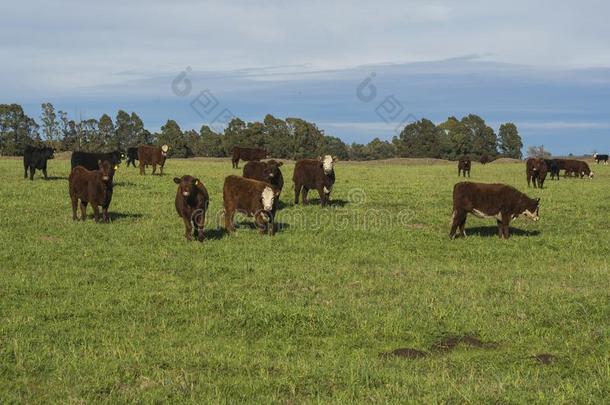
[1,157,609,403]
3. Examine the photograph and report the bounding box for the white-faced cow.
[223,175,279,236]
[293,155,337,207]
[138,144,169,175]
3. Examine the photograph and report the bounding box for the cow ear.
[536,198,541,204]
[332,156,338,162]
[97,160,103,169]
[277,161,283,167]
[173,177,181,184]
[194,179,200,186]
[318,156,322,161]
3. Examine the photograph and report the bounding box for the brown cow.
[232,147,268,169]
[138,144,169,175]
[293,155,337,207]
[458,156,471,177]
[526,158,548,188]
[450,182,540,240]
[69,160,115,222]
[174,175,210,241]
[243,160,284,194]
[223,175,278,236]
[480,154,491,165]
[563,160,593,178]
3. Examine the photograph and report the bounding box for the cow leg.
[93,205,101,222]
[24,164,28,179]
[80,202,87,221]
[467,170,470,178]
[152,163,157,175]
[30,167,35,181]
[71,196,78,221]
[449,210,466,239]
[458,215,467,237]
[139,162,145,175]
[42,167,48,180]
[224,208,235,233]
[302,188,309,205]
[294,184,301,205]
[183,216,193,241]
[102,207,110,223]
[500,214,510,239]
[318,187,327,207]
[159,164,164,176]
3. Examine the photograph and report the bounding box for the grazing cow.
[450,182,540,240]
[563,159,594,178]
[293,155,337,207]
[223,175,278,236]
[544,159,560,180]
[594,153,608,164]
[69,160,115,222]
[126,147,139,168]
[243,160,284,194]
[174,175,210,241]
[23,145,55,180]
[480,154,491,165]
[138,144,169,175]
[526,158,548,188]
[231,147,268,169]
[71,150,123,171]
[458,156,471,177]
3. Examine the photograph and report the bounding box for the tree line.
[0,103,523,160]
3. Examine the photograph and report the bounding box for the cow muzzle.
[182,191,190,197]
[102,175,109,181]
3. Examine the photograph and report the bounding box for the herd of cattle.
[21,145,604,240]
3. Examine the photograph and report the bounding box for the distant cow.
[293,155,337,207]
[23,145,54,180]
[544,159,560,180]
[174,175,210,241]
[243,160,284,194]
[69,160,115,222]
[223,175,278,236]
[126,147,139,168]
[480,154,491,165]
[71,150,123,171]
[526,158,548,188]
[563,159,593,178]
[458,156,471,177]
[231,147,268,169]
[138,144,169,175]
[450,182,540,240]
[594,153,608,164]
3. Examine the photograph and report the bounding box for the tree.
[393,119,442,158]
[364,138,396,160]
[157,120,188,157]
[438,116,471,160]
[527,145,552,159]
[96,114,115,150]
[199,125,225,157]
[498,123,523,159]
[323,136,350,160]
[0,104,39,155]
[40,102,60,143]
[263,114,291,158]
[461,114,497,158]
[113,110,133,151]
[286,118,325,159]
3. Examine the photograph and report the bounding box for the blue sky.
[3,0,610,154]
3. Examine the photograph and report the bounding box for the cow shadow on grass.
[466,226,541,237]
[113,181,138,187]
[285,198,349,208]
[201,228,229,240]
[108,212,144,222]
[44,176,68,181]
[233,220,291,233]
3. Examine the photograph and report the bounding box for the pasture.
[1,157,609,403]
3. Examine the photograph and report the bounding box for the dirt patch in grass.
[380,348,429,359]
[532,353,556,364]
[431,335,497,352]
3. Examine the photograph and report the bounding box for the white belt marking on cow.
[472,208,502,220]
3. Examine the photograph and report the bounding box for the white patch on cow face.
[322,155,334,174]
[523,209,539,221]
[589,172,594,178]
[261,186,275,211]
[182,191,190,197]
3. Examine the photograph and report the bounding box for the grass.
[0,157,609,403]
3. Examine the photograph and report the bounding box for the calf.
[594,153,608,164]
[126,147,139,167]
[458,156,471,177]
[138,144,169,175]
[293,155,337,207]
[223,175,278,236]
[71,150,123,170]
[526,158,548,188]
[232,147,268,169]
[544,159,560,180]
[174,175,210,241]
[69,160,115,222]
[23,145,54,180]
[450,182,540,240]
[243,160,284,194]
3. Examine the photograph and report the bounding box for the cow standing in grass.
[174,175,210,241]
[231,147,268,169]
[526,158,548,188]
[293,155,337,207]
[243,160,284,195]
[69,160,115,222]
[594,153,608,165]
[126,147,139,168]
[544,159,560,180]
[563,160,593,178]
[458,156,471,177]
[223,175,279,236]
[23,145,55,180]
[450,182,540,240]
[138,144,169,175]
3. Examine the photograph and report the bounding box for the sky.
[2,0,610,154]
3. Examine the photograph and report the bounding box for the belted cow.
[594,153,608,164]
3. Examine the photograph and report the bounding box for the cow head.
[261,186,276,212]
[522,198,540,222]
[319,155,337,174]
[174,175,200,198]
[45,147,55,160]
[97,160,113,182]
[264,160,283,180]
[161,144,169,157]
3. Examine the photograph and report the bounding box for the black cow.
[594,153,608,165]
[126,147,139,167]
[458,156,471,177]
[71,150,124,171]
[23,145,55,180]
[544,159,560,180]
